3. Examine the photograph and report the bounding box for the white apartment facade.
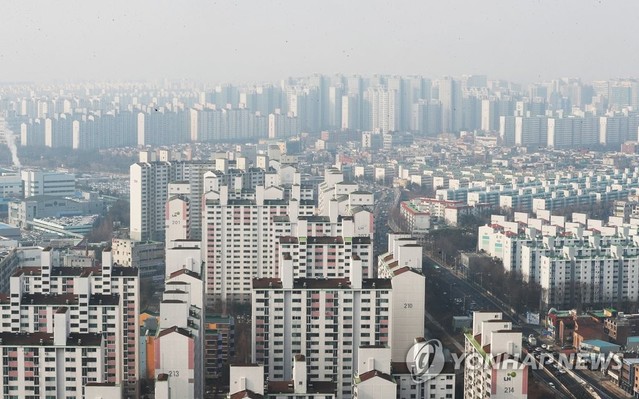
[130,160,172,242]
[252,251,425,399]
[202,182,311,304]
[479,212,639,308]
[464,312,527,399]
[252,271,392,398]
[0,323,110,399]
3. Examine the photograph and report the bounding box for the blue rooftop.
[582,339,620,349]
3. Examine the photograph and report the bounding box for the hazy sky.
[1,0,638,84]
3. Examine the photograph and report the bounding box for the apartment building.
[0,322,116,399]
[202,181,310,304]
[154,268,205,399]
[427,166,639,214]
[130,149,267,242]
[201,160,330,302]
[354,343,456,399]
[464,311,527,399]
[252,248,424,399]
[204,314,235,379]
[0,247,139,397]
[479,212,639,308]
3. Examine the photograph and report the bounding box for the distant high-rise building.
[609,79,635,108]
[515,116,547,147]
[481,98,499,132]
[547,117,575,148]
[130,157,172,242]
[365,88,399,133]
[464,74,488,89]
[439,77,462,133]
[328,85,343,129]
[341,94,359,130]
[462,95,482,131]
[412,99,441,136]
[499,115,516,145]
[600,115,629,147]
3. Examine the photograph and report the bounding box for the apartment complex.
[0,247,139,397]
[479,212,639,308]
[202,173,313,304]
[437,168,639,214]
[252,256,424,398]
[202,164,369,303]
[251,224,426,398]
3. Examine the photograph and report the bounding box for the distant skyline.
[1,0,639,84]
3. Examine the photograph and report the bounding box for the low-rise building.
[204,314,235,379]
[30,215,98,238]
[605,313,639,346]
[399,201,431,233]
[401,197,489,227]
[9,193,105,229]
[112,238,165,280]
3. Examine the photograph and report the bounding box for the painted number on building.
[168,370,180,377]
[404,303,413,309]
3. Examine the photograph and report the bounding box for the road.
[572,369,619,399]
[422,253,599,399]
[373,186,399,257]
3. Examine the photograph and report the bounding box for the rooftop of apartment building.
[267,380,337,395]
[0,331,102,346]
[12,264,138,278]
[252,277,393,290]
